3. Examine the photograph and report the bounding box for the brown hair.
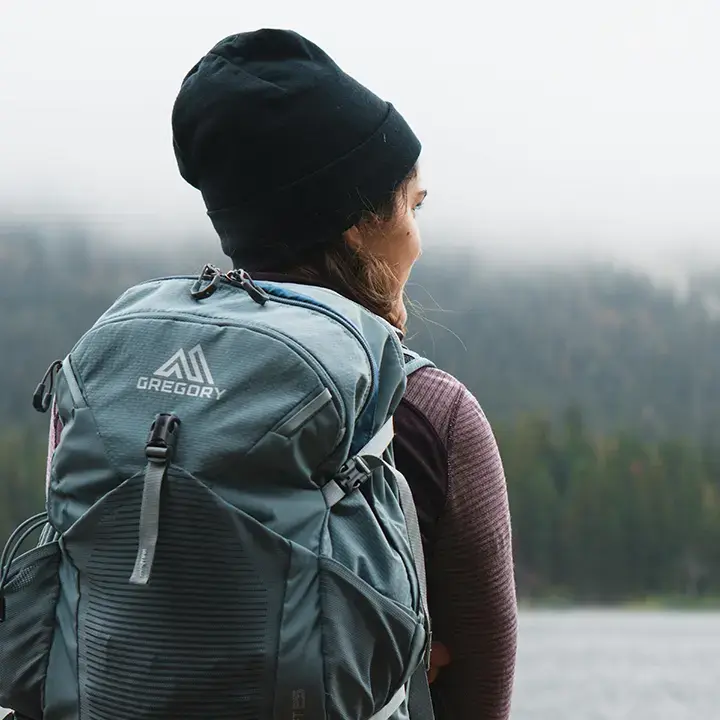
[289,167,417,334]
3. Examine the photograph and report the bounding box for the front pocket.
[319,555,426,720]
[62,469,287,720]
[0,540,61,720]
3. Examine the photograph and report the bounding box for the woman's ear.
[342,224,364,251]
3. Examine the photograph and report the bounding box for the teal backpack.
[0,265,436,720]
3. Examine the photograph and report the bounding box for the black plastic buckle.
[335,456,373,494]
[145,413,181,462]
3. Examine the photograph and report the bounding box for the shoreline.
[518,596,720,612]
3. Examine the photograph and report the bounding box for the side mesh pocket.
[0,535,61,720]
[319,555,426,720]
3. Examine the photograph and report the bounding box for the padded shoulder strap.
[402,346,435,377]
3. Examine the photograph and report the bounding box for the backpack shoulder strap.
[402,346,435,377]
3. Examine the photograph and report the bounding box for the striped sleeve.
[408,370,518,720]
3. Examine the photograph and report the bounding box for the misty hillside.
[407,260,720,441]
[6,224,720,602]
[1,226,719,442]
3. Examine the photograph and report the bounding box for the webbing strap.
[361,417,394,458]
[129,460,166,585]
[321,479,345,507]
[368,685,406,720]
[407,665,435,720]
[321,418,394,508]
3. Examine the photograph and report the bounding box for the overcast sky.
[1,0,720,270]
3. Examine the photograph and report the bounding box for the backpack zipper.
[93,268,381,446]
[61,356,88,408]
[135,268,380,423]
[252,280,380,453]
[185,265,379,436]
[206,267,378,414]
[222,270,379,442]
[127,270,380,413]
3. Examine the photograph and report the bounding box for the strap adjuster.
[424,627,433,670]
[335,456,373,494]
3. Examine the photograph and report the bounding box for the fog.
[2,0,720,275]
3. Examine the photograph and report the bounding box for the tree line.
[3,406,719,603]
[3,226,720,602]
[498,408,720,602]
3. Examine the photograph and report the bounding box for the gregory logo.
[137,345,226,400]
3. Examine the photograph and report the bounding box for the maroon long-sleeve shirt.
[396,366,517,719]
[45,279,518,720]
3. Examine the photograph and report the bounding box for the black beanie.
[171,29,421,270]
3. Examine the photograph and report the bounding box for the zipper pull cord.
[32,359,63,413]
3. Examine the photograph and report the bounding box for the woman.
[171,29,517,719]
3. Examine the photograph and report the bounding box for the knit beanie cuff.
[206,102,420,270]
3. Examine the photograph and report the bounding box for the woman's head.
[292,165,426,332]
[172,29,424,331]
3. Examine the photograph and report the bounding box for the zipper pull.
[190,264,223,300]
[227,268,269,305]
[32,359,63,413]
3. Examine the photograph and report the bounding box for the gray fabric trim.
[129,461,167,585]
[275,388,332,437]
[61,356,87,408]
[368,684,406,720]
[362,418,394,458]
[38,523,57,546]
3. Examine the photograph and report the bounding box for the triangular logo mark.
[154,344,215,386]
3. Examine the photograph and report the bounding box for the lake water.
[3,609,719,719]
[512,609,720,719]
